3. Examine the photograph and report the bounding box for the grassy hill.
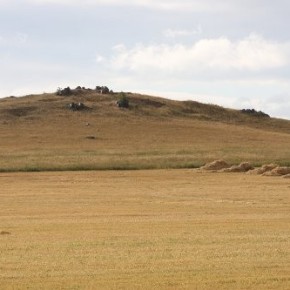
[1,88,290,172]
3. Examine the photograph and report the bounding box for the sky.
[1,0,290,119]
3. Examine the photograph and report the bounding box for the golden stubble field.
[1,169,289,289]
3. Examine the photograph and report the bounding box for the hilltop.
[0,87,290,171]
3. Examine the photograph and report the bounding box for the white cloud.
[95,54,105,63]
[9,0,236,11]
[103,34,290,119]
[110,34,290,77]
[22,0,280,14]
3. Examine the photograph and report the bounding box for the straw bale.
[200,160,230,171]
[221,162,253,173]
[246,163,278,175]
[263,166,290,176]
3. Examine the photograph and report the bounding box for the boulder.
[68,102,86,111]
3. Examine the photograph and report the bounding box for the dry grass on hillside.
[1,91,290,171]
[0,170,290,289]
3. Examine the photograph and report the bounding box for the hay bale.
[262,164,278,171]
[239,162,253,171]
[221,162,253,173]
[221,165,240,172]
[263,166,290,176]
[246,163,278,175]
[200,160,230,171]
[246,168,264,175]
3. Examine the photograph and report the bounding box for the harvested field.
[1,170,290,289]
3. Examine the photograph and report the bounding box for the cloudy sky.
[1,0,290,119]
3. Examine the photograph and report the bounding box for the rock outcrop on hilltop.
[56,85,113,96]
[95,86,111,94]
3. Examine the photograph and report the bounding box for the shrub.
[241,108,270,118]
[68,102,85,111]
[117,92,129,108]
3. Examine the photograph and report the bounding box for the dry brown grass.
[1,92,290,171]
[0,170,290,289]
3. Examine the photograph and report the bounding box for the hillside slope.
[0,89,290,171]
